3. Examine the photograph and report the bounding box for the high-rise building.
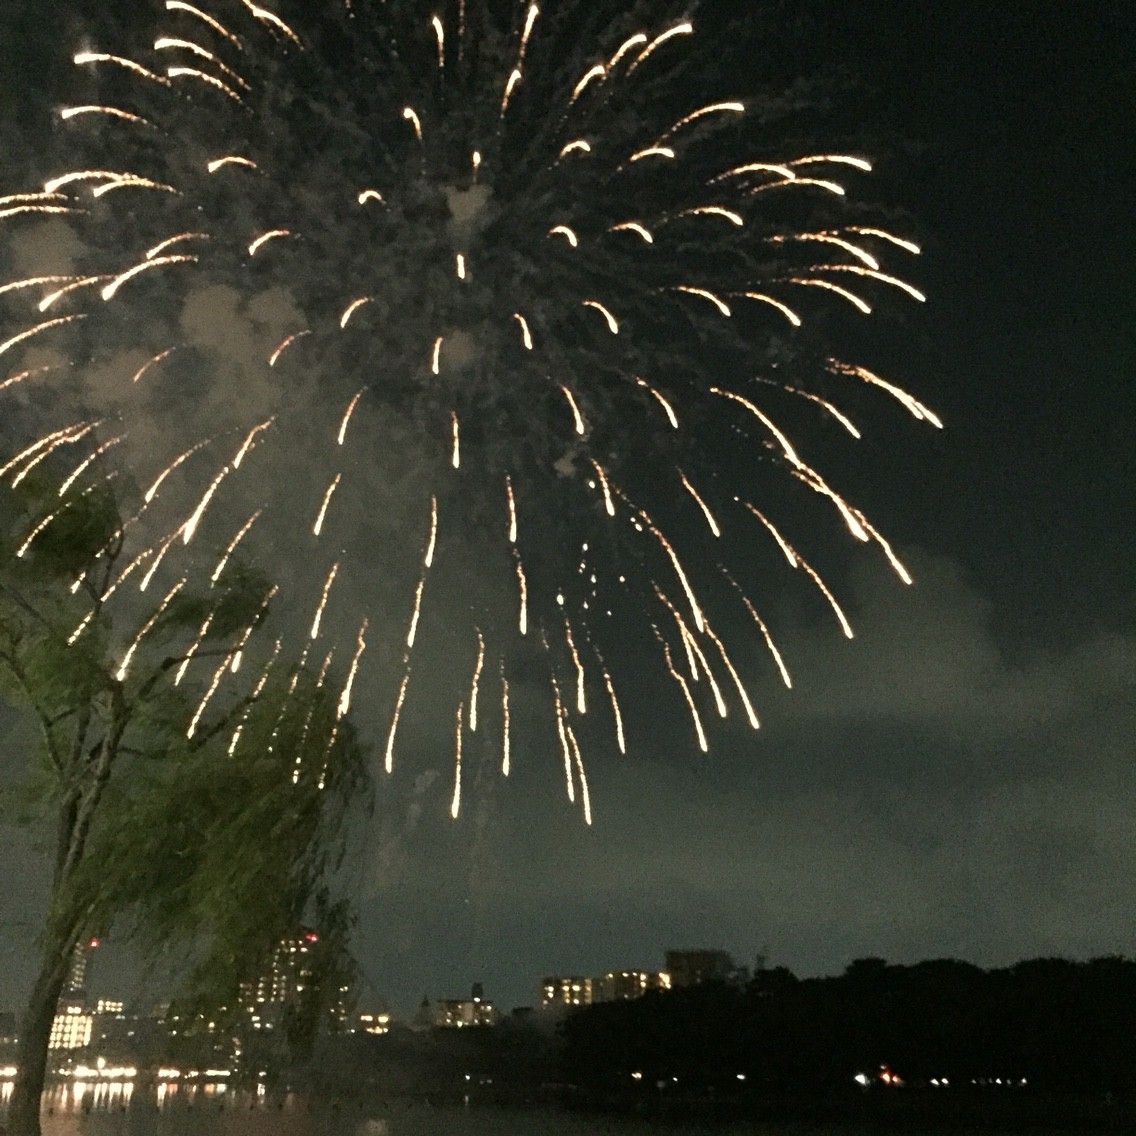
[595,969,671,1002]
[664,949,743,987]
[540,976,594,1008]
[48,938,101,1051]
[433,984,498,1028]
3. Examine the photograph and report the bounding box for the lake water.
[2,1082,1122,1136]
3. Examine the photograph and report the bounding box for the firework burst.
[0,0,939,824]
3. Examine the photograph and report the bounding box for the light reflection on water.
[4,1083,665,1136]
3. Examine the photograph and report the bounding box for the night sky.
[1,0,1132,1019]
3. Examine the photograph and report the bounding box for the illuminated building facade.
[540,976,594,1008]
[48,1003,93,1051]
[596,969,671,1002]
[432,984,498,1028]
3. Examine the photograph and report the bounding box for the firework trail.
[1,1,937,824]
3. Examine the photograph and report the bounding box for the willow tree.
[0,476,367,1136]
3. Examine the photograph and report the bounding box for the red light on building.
[87,937,100,949]
[304,932,319,943]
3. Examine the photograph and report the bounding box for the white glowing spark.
[571,64,607,102]
[166,67,243,102]
[792,154,872,171]
[609,221,654,243]
[515,554,529,635]
[450,413,460,469]
[385,669,410,774]
[565,620,587,714]
[0,315,86,361]
[820,264,927,302]
[181,465,231,545]
[425,497,438,568]
[640,510,705,632]
[432,15,445,70]
[102,255,195,302]
[560,386,586,435]
[629,146,675,162]
[678,471,721,537]
[432,336,443,374]
[357,189,384,206]
[39,276,112,312]
[559,140,592,159]
[609,33,648,68]
[338,620,369,719]
[658,101,745,141]
[601,664,626,754]
[548,225,579,247]
[511,313,534,350]
[673,286,732,317]
[589,460,616,516]
[501,673,512,776]
[582,299,619,333]
[232,418,273,468]
[710,387,805,470]
[73,53,170,86]
[828,361,943,427]
[313,474,342,537]
[337,390,364,444]
[248,229,293,257]
[206,155,257,173]
[58,435,124,497]
[676,205,744,227]
[165,2,243,49]
[735,291,802,326]
[402,106,423,141]
[211,510,261,585]
[310,564,339,640]
[506,478,518,543]
[268,330,310,366]
[60,106,152,126]
[468,633,486,731]
[407,577,425,649]
[238,1,303,48]
[849,226,922,254]
[117,578,185,682]
[629,22,693,74]
[450,701,464,819]
[146,233,208,260]
[635,378,679,428]
[456,253,467,279]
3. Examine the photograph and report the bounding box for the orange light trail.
[735,291,802,326]
[678,470,721,537]
[468,632,485,731]
[165,2,244,50]
[600,662,626,753]
[450,701,464,819]
[211,515,260,586]
[501,671,511,776]
[102,256,195,302]
[38,277,111,312]
[268,330,310,366]
[560,385,586,435]
[450,413,460,469]
[827,360,943,427]
[406,577,425,649]
[309,563,339,640]
[60,106,152,126]
[402,106,423,142]
[384,668,410,774]
[0,315,86,361]
[738,502,798,567]
[589,460,616,516]
[513,313,533,349]
[635,378,678,427]
[58,434,124,497]
[133,346,181,385]
[156,38,249,89]
[709,387,804,470]
[550,675,575,805]
[207,155,257,173]
[659,638,708,752]
[73,53,170,86]
[582,299,619,333]
[239,1,303,48]
[117,578,185,682]
[704,621,760,730]
[181,465,231,544]
[565,721,592,826]
[672,286,731,316]
[338,619,369,719]
[514,552,528,635]
[639,508,705,632]
[628,22,693,74]
[232,418,273,469]
[425,496,438,567]
[337,390,364,444]
[166,66,244,102]
[565,619,587,713]
[313,474,341,536]
[548,225,579,247]
[609,221,653,242]
[248,229,293,257]
[570,64,606,103]
[506,477,518,542]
